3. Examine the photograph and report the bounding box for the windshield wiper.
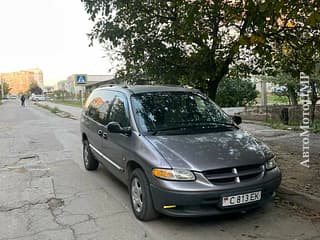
[180,121,236,128]
[151,122,236,135]
[202,122,238,130]
[207,122,236,127]
[151,126,197,135]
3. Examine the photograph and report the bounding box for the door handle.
[102,132,108,139]
[97,130,103,136]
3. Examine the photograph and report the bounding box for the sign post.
[75,74,87,106]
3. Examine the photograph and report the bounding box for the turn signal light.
[152,169,174,179]
[152,168,195,181]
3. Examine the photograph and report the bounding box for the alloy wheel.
[131,177,143,213]
[84,144,89,166]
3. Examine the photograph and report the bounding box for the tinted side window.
[108,95,129,127]
[85,90,115,125]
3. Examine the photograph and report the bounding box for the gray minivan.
[80,85,281,221]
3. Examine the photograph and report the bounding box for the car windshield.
[131,92,234,134]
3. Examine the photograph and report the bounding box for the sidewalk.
[36,101,320,212]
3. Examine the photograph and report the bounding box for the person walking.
[20,94,26,107]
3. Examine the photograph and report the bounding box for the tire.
[129,168,159,221]
[83,140,99,170]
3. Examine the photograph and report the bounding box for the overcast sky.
[0,0,113,86]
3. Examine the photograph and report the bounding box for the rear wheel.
[83,140,99,170]
[129,168,158,221]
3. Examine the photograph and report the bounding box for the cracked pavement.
[0,100,319,240]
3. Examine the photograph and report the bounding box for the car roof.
[97,85,199,94]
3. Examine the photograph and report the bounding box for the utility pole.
[62,83,65,102]
[261,80,267,106]
[1,78,4,99]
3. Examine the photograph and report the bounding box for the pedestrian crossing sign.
[76,75,87,84]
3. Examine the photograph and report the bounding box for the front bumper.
[150,170,281,217]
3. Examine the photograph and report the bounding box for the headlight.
[265,157,277,170]
[152,168,195,181]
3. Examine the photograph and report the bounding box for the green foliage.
[264,119,320,133]
[0,82,10,98]
[267,73,297,104]
[37,104,61,114]
[53,100,82,108]
[312,120,320,133]
[266,1,320,106]
[29,82,43,95]
[215,77,258,107]
[53,90,68,99]
[50,107,61,114]
[265,119,301,131]
[268,94,290,104]
[81,0,319,100]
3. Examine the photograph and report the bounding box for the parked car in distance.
[8,95,17,99]
[271,86,287,94]
[80,85,281,221]
[30,95,47,101]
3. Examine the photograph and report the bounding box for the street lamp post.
[62,83,65,102]
[1,78,5,99]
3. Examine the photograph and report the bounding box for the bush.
[215,77,258,107]
[50,107,61,114]
[312,120,320,133]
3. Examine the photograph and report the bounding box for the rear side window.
[108,95,130,127]
[84,90,116,125]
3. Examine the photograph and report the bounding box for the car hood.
[145,129,273,172]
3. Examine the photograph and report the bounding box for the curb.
[35,102,78,120]
[277,185,320,212]
[56,111,77,120]
[242,120,270,126]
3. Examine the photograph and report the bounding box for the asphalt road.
[0,100,319,240]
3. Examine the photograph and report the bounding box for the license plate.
[222,191,261,207]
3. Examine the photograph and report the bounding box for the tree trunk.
[310,100,316,124]
[310,80,318,124]
[287,85,298,105]
[287,96,291,104]
[207,60,231,100]
[207,80,220,101]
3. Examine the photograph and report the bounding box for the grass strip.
[53,100,82,108]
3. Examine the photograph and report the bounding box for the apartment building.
[0,68,44,95]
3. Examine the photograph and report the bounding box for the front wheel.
[83,140,99,170]
[129,169,158,221]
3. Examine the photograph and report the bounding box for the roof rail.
[155,84,194,89]
[183,85,194,89]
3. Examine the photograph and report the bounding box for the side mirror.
[232,115,242,125]
[107,122,131,136]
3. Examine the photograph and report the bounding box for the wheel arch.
[127,160,148,182]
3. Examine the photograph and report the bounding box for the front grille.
[203,164,264,185]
